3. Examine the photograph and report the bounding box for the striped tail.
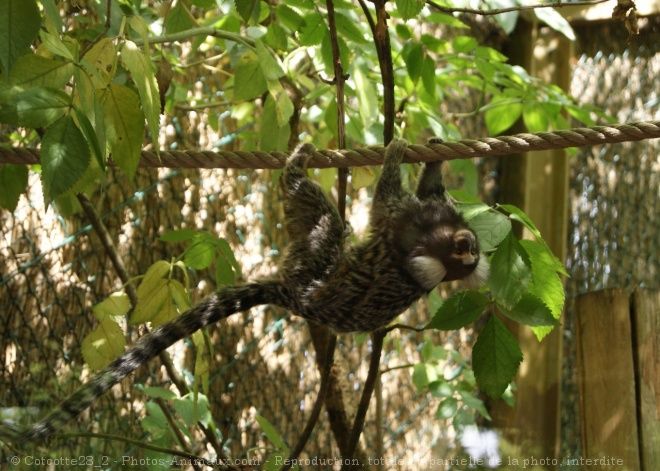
[4,280,288,443]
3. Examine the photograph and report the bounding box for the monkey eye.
[470,250,477,256]
[454,248,464,255]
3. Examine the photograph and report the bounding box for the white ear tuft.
[409,256,447,290]
[463,256,490,289]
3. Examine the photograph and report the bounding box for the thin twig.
[343,330,386,468]
[427,0,611,16]
[154,397,203,471]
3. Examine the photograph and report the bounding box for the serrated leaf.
[233,50,268,101]
[93,293,131,321]
[120,41,160,148]
[135,261,171,301]
[276,4,303,31]
[0,0,40,74]
[41,114,91,202]
[81,318,126,370]
[7,54,74,89]
[256,415,289,452]
[164,0,194,34]
[473,316,523,398]
[467,210,511,252]
[489,232,532,310]
[0,164,28,211]
[457,202,491,221]
[72,104,105,170]
[498,293,559,327]
[264,22,288,51]
[235,0,259,23]
[81,37,117,88]
[426,290,490,330]
[396,0,425,20]
[0,86,70,128]
[299,12,326,46]
[520,239,566,310]
[101,83,145,179]
[352,166,375,190]
[159,229,198,242]
[334,12,367,44]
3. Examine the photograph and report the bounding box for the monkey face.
[406,226,488,290]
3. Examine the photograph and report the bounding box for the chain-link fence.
[561,17,660,461]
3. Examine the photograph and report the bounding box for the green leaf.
[81,317,126,370]
[412,363,439,393]
[235,0,259,23]
[233,50,268,101]
[81,37,117,88]
[522,103,550,133]
[214,237,242,277]
[485,96,522,135]
[39,30,76,62]
[452,36,477,54]
[456,202,491,221]
[0,164,28,211]
[159,229,199,242]
[352,61,378,128]
[264,22,288,51]
[467,210,511,252]
[426,290,489,330]
[334,12,367,44]
[420,55,436,98]
[498,293,559,327]
[216,257,235,286]
[101,83,145,179]
[255,39,285,81]
[0,0,40,74]
[259,93,290,151]
[185,238,216,270]
[520,239,566,309]
[120,41,160,149]
[139,386,177,400]
[396,0,425,20]
[460,393,492,420]
[436,397,458,419]
[92,293,131,321]
[448,159,478,197]
[427,12,468,28]
[132,278,170,325]
[403,42,424,83]
[72,105,105,170]
[276,4,303,31]
[352,166,375,190]
[489,232,532,310]
[256,415,289,452]
[174,393,212,426]
[473,316,523,398]
[299,12,326,47]
[165,0,194,34]
[0,87,70,128]
[534,6,575,40]
[6,54,74,90]
[41,114,91,202]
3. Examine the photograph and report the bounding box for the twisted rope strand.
[1,120,658,169]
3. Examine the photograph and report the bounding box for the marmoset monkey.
[3,138,488,443]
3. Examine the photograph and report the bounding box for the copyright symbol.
[10,456,20,465]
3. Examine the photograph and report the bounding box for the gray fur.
[3,138,486,443]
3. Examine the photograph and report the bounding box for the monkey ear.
[409,255,447,290]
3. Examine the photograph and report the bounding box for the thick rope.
[1,120,658,169]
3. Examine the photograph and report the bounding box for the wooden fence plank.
[633,289,660,470]
[575,289,640,469]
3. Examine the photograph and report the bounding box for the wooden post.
[575,289,640,469]
[632,289,660,470]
